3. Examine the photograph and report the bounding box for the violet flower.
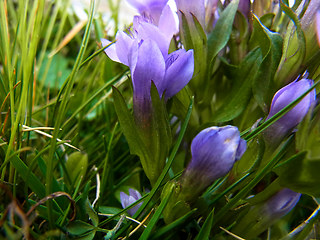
[264,79,316,144]
[102,25,194,125]
[181,126,246,200]
[263,188,301,220]
[126,0,169,24]
[233,188,301,238]
[120,188,143,216]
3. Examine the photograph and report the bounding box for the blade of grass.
[45,0,95,226]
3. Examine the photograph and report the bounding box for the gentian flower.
[264,79,316,144]
[126,0,169,24]
[120,188,143,216]
[262,188,301,220]
[233,188,301,238]
[180,126,247,200]
[103,28,194,125]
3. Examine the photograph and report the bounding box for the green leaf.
[207,0,239,63]
[65,152,88,186]
[260,13,275,29]
[274,152,320,197]
[85,199,99,227]
[139,183,174,240]
[112,86,150,164]
[98,206,122,216]
[212,49,262,122]
[250,14,283,110]
[0,139,46,198]
[67,220,95,235]
[151,208,197,239]
[195,209,214,240]
[180,11,194,51]
[275,0,306,83]
[149,82,172,183]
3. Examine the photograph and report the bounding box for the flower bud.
[181,126,247,200]
[233,188,301,238]
[264,79,316,145]
[120,188,143,216]
[263,188,301,220]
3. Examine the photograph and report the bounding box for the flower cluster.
[102,3,194,119]
[101,0,319,237]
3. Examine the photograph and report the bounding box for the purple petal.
[158,5,179,38]
[236,138,247,161]
[238,0,251,18]
[115,31,135,66]
[120,189,143,216]
[188,126,243,180]
[268,79,315,130]
[120,192,130,209]
[265,188,301,218]
[132,39,166,101]
[163,49,194,99]
[101,38,120,63]
[133,18,170,57]
[129,188,142,200]
[127,0,169,23]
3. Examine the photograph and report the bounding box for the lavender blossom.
[120,188,143,216]
[263,188,301,220]
[181,126,246,200]
[233,188,301,238]
[264,79,316,144]
[103,26,194,125]
[126,0,169,24]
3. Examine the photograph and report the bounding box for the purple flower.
[120,188,143,216]
[181,126,246,199]
[103,26,194,124]
[233,188,301,238]
[263,188,301,219]
[130,39,194,125]
[316,10,320,46]
[264,79,316,143]
[127,0,169,24]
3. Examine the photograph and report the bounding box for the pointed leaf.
[207,0,239,63]
[112,87,150,160]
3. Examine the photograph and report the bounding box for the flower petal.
[132,39,166,101]
[133,18,171,56]
[163,49,194,98]
[158,5,178,38]
[101,38,120,63]
[115,31,135,66]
